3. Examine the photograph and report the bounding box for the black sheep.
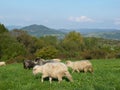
[23,60,36,69]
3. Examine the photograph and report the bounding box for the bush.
[6,55,26,64]
[81,49,108,59]
[116,53,120,58]
[35,46,59,59]
[81,50,92,59]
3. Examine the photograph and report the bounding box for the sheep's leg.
[41,76,44,83]
[58,76,62,83]
[84,68,87,73]
[49,77,52,84]
[76,69,80,73]
[41,75,47,83]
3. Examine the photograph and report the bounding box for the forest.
[0,23,120,63]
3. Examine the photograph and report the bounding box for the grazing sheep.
[23,60,36,69]
[0,61,6,66]
[66,60,93,73]
[33,62,73,83]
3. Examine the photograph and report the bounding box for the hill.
[76,28,118,34]
[83,30,120,40]
[15,24,120,40]
[59,28,120,40]
[59,28,118,33]
[21,24,65,38]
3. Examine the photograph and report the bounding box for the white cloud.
[68,16,95,23]
[114,18,120,25]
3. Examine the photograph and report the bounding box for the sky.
[0,0,120,29]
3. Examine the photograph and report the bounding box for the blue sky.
[0,0,120,29]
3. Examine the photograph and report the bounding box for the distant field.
[0,59,120,90]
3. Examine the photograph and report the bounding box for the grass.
[0,59,120,90]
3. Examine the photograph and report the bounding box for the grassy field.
[0,59,120,90]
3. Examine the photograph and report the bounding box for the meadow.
[0,59,120,90]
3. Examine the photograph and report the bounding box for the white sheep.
[66,60,93,73]
[0,61,6,66]
[33,62,73,83]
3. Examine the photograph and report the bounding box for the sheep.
[23,57,58,70]
[33,62,73,83]
[23,60,36,69]
[66,60,93,73]
[0,61,6,66]
[34,57,58,66]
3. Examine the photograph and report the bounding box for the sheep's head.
[66,61,73,68]
[33,65,42,75]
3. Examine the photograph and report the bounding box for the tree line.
[0,24,120,63]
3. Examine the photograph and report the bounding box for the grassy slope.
[0,59,120,90]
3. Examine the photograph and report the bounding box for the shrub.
[116,53,120,58]
[81,49,108,59]
[35,46,59,59]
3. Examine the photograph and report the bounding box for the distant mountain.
[58,28,118,33]
[19,24,120,40]
[75,28,119,34]
[21,24,65,38]
[58,28,120,40]
[58,29,71,33]
[83,30,120,40]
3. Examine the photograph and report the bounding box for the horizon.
[0,0,120,29]
[6,24,120,31]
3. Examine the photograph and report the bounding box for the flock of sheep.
[0,58,93,83]
[23,58,93,83]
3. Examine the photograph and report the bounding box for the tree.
[62,31,83,51]
[39,36,58,47]
[83,37,99,50]
[35,46,59,59]
[11,29,38,54]
[0,23,8,33]
[59,31,84,59]
[0,32,26,61]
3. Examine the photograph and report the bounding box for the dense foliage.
[0,24,120,62]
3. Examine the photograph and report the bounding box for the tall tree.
[0,23,8,33]
[62,31,83,51]
[0,32,26,61]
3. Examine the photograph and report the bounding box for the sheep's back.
[42,63,68,77]
[73,60,92,69]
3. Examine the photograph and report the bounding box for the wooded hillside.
[0,24,120,63]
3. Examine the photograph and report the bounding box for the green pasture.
[0,59,120,90]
